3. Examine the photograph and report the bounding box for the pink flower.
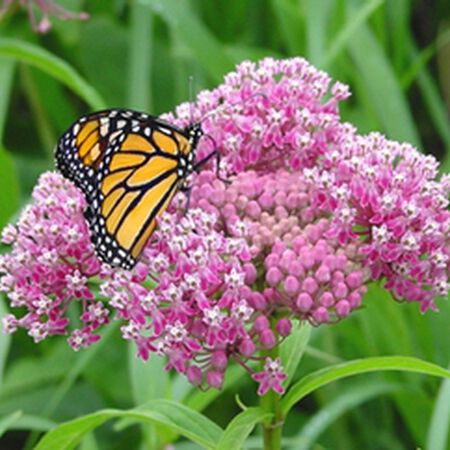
[0,0,88,33]
[252,357,287,396]
[1,57,448,395]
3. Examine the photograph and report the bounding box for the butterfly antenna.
[188,75,194,124]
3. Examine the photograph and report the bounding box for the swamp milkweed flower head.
[0,0,88,33]
[1,57,449,396]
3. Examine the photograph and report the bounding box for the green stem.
[260,327,284,450]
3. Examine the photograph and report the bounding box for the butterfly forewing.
[55,108,197,269]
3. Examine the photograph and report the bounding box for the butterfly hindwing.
[56,108,200,269]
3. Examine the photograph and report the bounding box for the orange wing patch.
[152,130,178,155]
[116,173,178,251]
[106,191,140,234]
[131,220,157,259]
[102,169,132,195]
[102,187,125,217]
[122,134,155,153]
[110,153,146,171]
[173,131,192,156]
[76,120,98,147]
[127,156,177,187]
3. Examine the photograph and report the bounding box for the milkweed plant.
[1,57,449,449]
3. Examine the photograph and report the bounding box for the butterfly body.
[55,109,204,269]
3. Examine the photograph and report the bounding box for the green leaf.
[281,356,450,416]
[0,296,11,386]
[35,400,223,450]
[346,15,421,146]
[127,1,153,111]
[270,0,305,55]
[0,57,15,143]
[0,38,106,110]
[291,381,402,450]
[216,407,271,450]
[321,0,384,68]
[0,410,22,438]
[78,18,128,107]
[280,321,311,388]
[305,0,333,65]
[141,0,235,83]
[0,147,19,230]
[426,362,450,450]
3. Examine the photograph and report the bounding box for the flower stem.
[261,388,283,450]
[260,345,284,450]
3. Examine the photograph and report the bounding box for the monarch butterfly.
[55,108,220,270]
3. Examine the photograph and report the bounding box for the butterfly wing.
[56,109,193,269]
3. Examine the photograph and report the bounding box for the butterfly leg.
[179,183,192,213]
[194,149,230,184]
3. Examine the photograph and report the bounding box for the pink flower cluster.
[190,170,370,324]
[1,57,449,395]
[0,0,88,33]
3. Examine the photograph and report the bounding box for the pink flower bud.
[284,275,299,295]
[260,329,276,348]
[276,318,292,336]
[243,263,257,284]
[207,371,224,389]
[258,192,274,209]
[319,292,334,307]
[333,282,348,299]
[346,271,363,289]
[288,260,304,277]
[239,338,256,356]
[248,292,266,310]
[297,293,313,312]
[254,315,269,332]
[348,292,362,307]
[245,200,262,219]
[312,306,329,323]
[266,267,282,286]
[264,253,279,269]
[335,300,351,317]
[187,366,203,386]
[302,277,319,295]
[315,265,331,283]
[211,350,228,371]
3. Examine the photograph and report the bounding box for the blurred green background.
[0,0,449,449]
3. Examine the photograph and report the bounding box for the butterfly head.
[186,123,203,151]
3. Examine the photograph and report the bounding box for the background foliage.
[0,0,449,449]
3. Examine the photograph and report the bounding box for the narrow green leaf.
[347,18,421,146]
[291,381,402,450]
[11,414,56,432]
[281,356,450,416]
[270,0,305,55]
[0,410,22,438]
[0,296,11,385]
[127,1,153,111]
[0,38,106,110]
[305,0,333,65]
[426,363,450,450]
[141,0,235,83]
[321,0,384,68]
[0,147,19,230]
[216,407,271,450]
[35,400,223,450]
[0,57,15,143]
[280,321,311,387]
